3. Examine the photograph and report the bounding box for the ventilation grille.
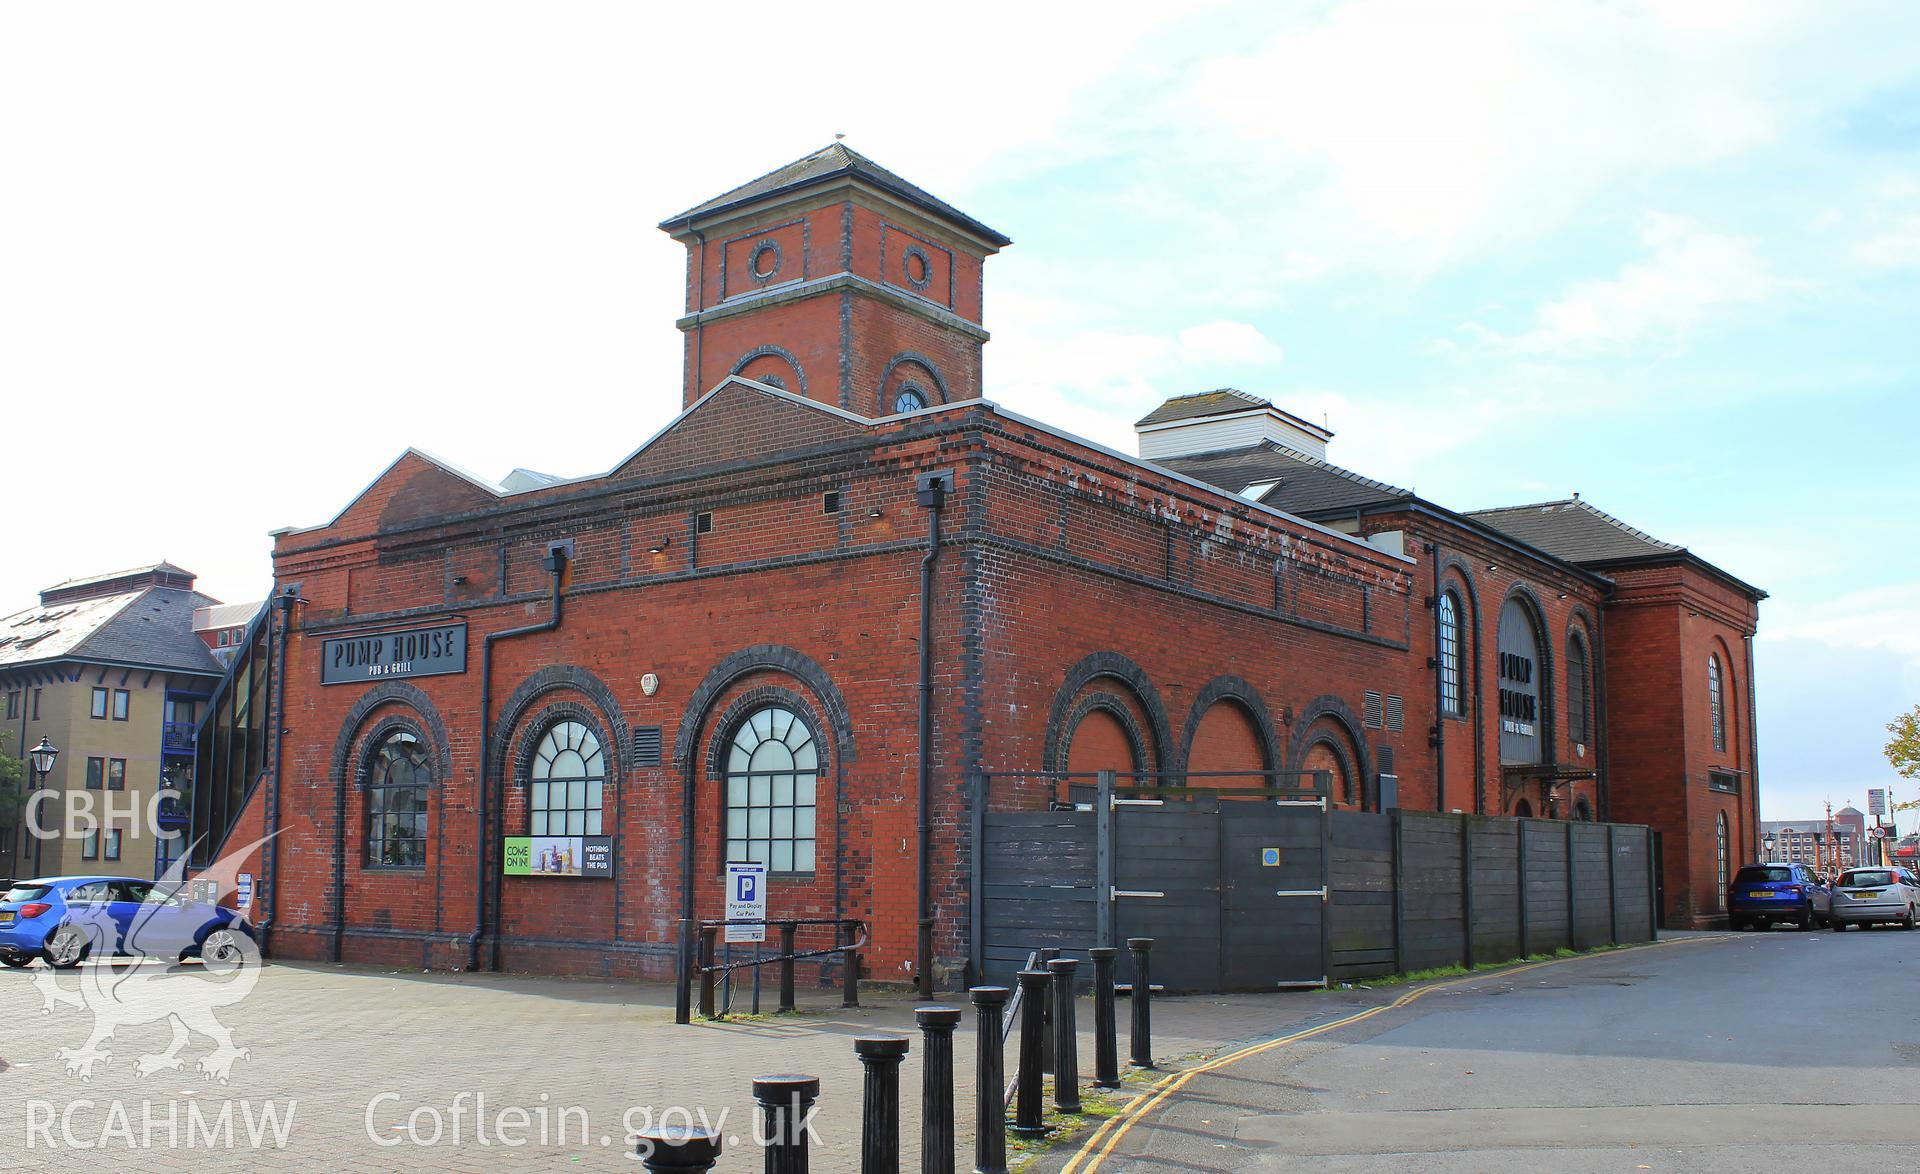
[1363,691,1384,729]
[632,726,664,768]
[1385,694,1404,732]
[1376,745,1396,775]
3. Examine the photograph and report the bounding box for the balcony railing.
[162,721,197,753]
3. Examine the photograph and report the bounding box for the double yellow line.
[1057,937,1714,1174]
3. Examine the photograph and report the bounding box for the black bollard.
[1089,947,1120,1089]
[1128,937,1155,1069]
[855,1036,910,1174]
[1037,947,1060,1074]
[1012,969,1049,1136]
[638,1126,722,1173]
[841,919,862,1008]
[1047,958,1082,1113]
[753,1074,821,1174]
[969,986,1011,1174]
[699,925,720,1019]
[917,1006,962,1174]
[779,921,798,1012]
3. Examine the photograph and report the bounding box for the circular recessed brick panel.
[901,245,932,291]
[749,239,782,282]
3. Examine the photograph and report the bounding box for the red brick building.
[197,145,1762,984]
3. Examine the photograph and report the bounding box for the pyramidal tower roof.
[660,143,1011,248]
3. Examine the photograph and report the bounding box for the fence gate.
[975,772,1330,991]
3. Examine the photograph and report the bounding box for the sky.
[3,1,1916,822]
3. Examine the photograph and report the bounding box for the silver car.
[1829,867,1920,930]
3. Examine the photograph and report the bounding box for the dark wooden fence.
[973,771,1657,991]
[1330,810,1655,983]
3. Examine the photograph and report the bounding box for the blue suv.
[1729,862,1832,931]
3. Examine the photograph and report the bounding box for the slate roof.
[1136,388,1335,437]
[1157,440,1411,517]
[659,143,1012,247]
[1465,499,1683,564]
[0,586,224,675]
[1137,388,1271,427]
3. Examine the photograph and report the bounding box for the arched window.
[1438,592,1464,718]
[1514,798,1533,818]
[1708,655,1726,752]
[1573,796,1594,822]
[725,705,820,874]
[892,385,928,414]
[530,720,605,837]
[1716,813,1730,911]
[1567,632,1591,745]
[366,729,430,868]
[1497,596,1544,765]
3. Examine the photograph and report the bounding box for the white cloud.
[1175,321,1285,366]
[1764,583,1920,669]
[1856,214,1920,268]
[1451,214,1790,356]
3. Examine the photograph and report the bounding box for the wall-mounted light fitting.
[648,536,673,555]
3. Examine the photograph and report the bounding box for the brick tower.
[660,144,1010,414]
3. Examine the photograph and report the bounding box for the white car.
[1829,867,1920,930]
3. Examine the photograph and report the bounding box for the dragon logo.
[32,834,275,1084]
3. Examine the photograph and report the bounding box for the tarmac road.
[1043,928,1920,1172]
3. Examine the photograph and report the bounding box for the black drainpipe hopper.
[472,541,570,972]
[915,468,953,1000]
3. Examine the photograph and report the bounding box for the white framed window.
[723,705,820,874]
[529,720,606,837]
[1438,591,1463,717]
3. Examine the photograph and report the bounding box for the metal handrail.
[693,918,869,975]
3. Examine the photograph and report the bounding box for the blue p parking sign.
[725,861,768,943]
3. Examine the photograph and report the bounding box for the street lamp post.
[1762,833,1776,862]
[26,737,57,878]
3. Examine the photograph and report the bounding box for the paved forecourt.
[0,953,1411,1171]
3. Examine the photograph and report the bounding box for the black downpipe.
[915,471,949,1000]
[1428,543,1446,813]
[473,546,569,972]
[260,586,299,954]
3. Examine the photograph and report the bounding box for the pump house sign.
[321,622,468,685]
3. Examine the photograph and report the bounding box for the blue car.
[0,876,251,969]
[1728,862,1833,931]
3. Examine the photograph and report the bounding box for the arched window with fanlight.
[1708,655,1727,752]
[529,719,606,837]
[724,705,820,874]
[366,729,430,869]
[1438,591,1464,718]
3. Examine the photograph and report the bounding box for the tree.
[0,729,23,826]
[1888,706,1920,782]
